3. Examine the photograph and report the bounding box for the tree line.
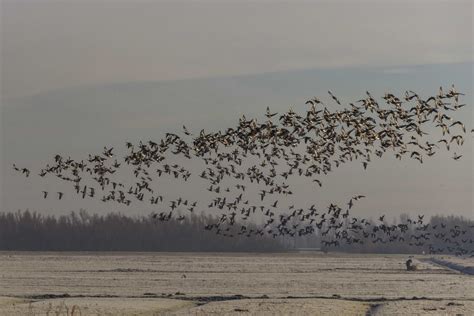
[0,210,284,252]
[0,210,472,255]
[293,213,474,255]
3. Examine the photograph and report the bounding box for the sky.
[1,0,473,219]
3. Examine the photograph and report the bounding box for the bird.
[183,125,191,135]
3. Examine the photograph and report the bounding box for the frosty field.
[0,252,472,315]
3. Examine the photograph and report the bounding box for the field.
[0,252,473,315]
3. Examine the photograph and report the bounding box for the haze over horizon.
[1,0,473,218]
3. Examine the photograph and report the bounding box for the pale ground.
[0,252,472,315]
[0,297,194,316]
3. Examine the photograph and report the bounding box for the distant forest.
[0,210,283,252]
[299,214,474,256]
[0,210,472,255]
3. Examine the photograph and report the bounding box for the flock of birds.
[13,85,473,256]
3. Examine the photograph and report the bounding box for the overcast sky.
[1,0,473,218]
[2,0,472,99]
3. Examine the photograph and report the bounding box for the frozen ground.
[0,252,472,315]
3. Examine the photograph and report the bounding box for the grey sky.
[2,0,472,99]
[1,1,473,219]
